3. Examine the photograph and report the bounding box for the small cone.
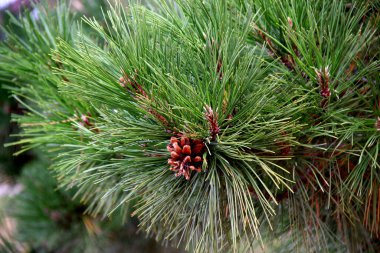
[167,136,206,180]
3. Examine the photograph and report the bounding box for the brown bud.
[181,136,189,146]
[193,156,202,163]
[183,156,191,164]
[182,145,191,155]
[171,152,180,159]
[173,142,182,153]
[168,159,179,167]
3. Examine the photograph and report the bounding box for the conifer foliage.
[0,0,379,252]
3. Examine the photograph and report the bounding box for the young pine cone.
[167,136,205,180]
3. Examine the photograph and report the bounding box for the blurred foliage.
[0,158,182,252]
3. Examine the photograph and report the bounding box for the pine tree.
[0,0,379,252]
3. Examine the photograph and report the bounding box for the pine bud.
[204,105,220,140]
[315,66,331,98]
[182,145,191,155]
